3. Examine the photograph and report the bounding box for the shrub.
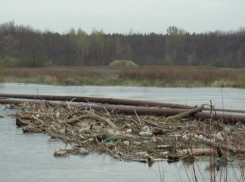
[109,60,138,67]
[0,63,5,83]
[239,71,245,88]
[0,56,21,67]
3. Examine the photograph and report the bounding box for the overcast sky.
[0,0,244,34]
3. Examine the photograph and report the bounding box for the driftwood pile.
[5,99,245,165]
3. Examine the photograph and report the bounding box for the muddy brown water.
[0,83,244,181]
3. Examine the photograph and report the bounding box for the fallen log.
[175,148,216,158]
[168,105,204,120]
[147,156,167,164]
[0,99,245,124]
[0,93,244,114]
[201,139,245,154]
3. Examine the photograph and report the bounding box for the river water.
[0,83,244,182]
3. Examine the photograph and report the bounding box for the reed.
[155,119,245,182]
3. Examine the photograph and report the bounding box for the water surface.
[0,84,244,182]
[1,83,245,109]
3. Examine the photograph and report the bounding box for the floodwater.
[0,83,245,182]
[1,83,245,109]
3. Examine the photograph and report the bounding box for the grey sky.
[0,0,244,34]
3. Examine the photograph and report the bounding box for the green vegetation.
[0,56,21,67]
[0,66,244,88]
[0,61,5,83]
[109,60,138,67]
[239,70,245,88]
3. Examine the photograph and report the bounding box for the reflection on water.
[0,84,245,181]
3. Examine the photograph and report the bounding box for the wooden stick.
[201,139,245,154]
[67,113,118,130]
[46,130,73,142]
[168,105,204,120]
[144,120,165,129]
[175,148,216,158]
[196,131,245,154]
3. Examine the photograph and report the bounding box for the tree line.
[0,22,244,68]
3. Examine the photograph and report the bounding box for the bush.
[0,56,21,67]
[0,63,5,83]
[239,71,245,88]
[109,60,138,67]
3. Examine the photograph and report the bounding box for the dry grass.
[0,66,244,87]
[2,67,108,85]
[119,66,238,83]
[5,67,100,79]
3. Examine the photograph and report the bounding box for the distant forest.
[0,21,245,68]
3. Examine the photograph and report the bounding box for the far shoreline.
[0,66,244,88]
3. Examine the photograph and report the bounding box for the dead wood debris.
[6,102,245,164]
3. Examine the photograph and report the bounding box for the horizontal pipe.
[0,99,244,124]
[0,93,193,109]
[0,98,186,115]
[0,93,244,114]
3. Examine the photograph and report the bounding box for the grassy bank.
[0,66,245,88]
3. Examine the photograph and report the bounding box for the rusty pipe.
[0,93,244,114]
[0,93,193,109]
[0,98,244,124]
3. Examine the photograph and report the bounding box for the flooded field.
[0,83,245,182]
